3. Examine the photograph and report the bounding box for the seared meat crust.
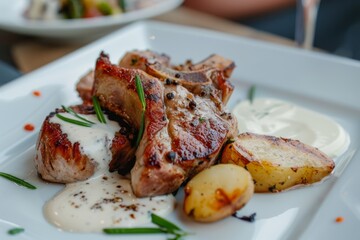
[94,53,237,197]
[34,105,132,183]
[76,70,94,104]
[119,50,170,70]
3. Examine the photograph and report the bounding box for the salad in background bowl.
[0,0,183,38]
[25,0,162,20]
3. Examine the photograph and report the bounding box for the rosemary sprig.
[135,75,146,147]
[8,228,24,235]
[136,75,146,110]
[103,227,165,234]
[92,96,107,124]
[0,172,36,190]
[103,213,189,240]
[56,114,93,127]
[57,98,107,127]
[151,213,181,232]
[61,105,95,124]
[247,85,256,104]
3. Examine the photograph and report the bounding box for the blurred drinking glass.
[295,0,321,49]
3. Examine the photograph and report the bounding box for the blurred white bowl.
[0,0,183,38]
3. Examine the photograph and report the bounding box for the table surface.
[2,6,298,74]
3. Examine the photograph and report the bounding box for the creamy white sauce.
[45,113,175,232]
[50,113,119,171]
[233,98,350,158]
[45,173,175,232]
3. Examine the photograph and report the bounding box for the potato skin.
[221,133,335,192]
[183,164,254,222]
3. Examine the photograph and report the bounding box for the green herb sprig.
[135,75,146,147]
[61,105,95,124]
[56,113,93,127]
[92,96,107,124]
[56,96,106,127]
[7,228,24,235]
[103,227,165,234]
[0,172,36,190]
[103,213,189,240]
[247,85,256,104]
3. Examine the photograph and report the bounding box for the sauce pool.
[232,98,350,158]
[44,112,175,232]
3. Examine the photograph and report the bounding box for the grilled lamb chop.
[76,70,94,104]
[35,105,134,183]
[119,50,171,70]
[146,62,233,104]
[93,53,237,197]
[75,50,170,104]
[173,54,235,78]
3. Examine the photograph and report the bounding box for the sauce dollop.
[44,173,175,232]
[45,112,175,232]
[233,98,350,158]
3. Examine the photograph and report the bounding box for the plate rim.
[0,20,359,240]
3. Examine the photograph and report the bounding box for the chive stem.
[7,228,24,235]
[103,227,165,234]
[135,75,146,147]
[61,105,95,124]
[92,96,107,124]
[247,85,256,103]
[0,172,36,190]
[102,213,189,239]
[56,114,93,127]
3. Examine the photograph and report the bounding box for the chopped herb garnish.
[0,172,36,190]
[103,213,189,239]
[232,212,256,222]
[135,75,146,147]
[247,85,256,103]
[92,96,107,124]
[7,228,24,235]
[199,117,206,123]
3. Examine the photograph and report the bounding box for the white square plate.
[0,21,359,240]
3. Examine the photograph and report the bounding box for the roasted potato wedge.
[221,132,335,192]
[183,164,254,222]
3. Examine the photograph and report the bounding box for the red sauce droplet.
[32,90,41,97]
[24,123,35,131]
[335,216,344,223]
